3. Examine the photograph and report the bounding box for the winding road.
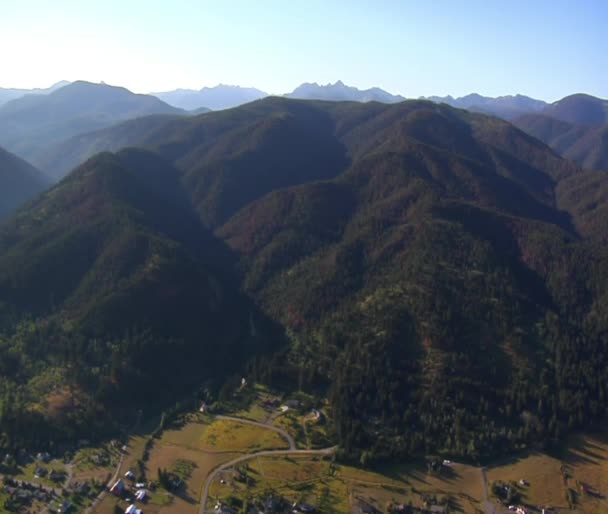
[198,416,335,514]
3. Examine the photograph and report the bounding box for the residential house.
[110,479,125,496]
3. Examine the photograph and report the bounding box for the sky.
[1,0,606,101]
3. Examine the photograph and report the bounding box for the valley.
[0,7,606,510]
[3,382,608,514]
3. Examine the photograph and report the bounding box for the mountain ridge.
[1,98,607,461]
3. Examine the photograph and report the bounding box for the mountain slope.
[0,81,70,107]
[543,93,608,126]
[153,84,267,110]
[3,98,608,459]
[424,93,547,120]
[514,94,608,170]
[286,81,405,103]
[0,146,50,217]
[0,147,277,443]
[0,81,185,169]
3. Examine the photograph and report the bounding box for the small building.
[110,479,125,496]
[125,505,142,514]
[125,470,136,480]
[135,489,147,502]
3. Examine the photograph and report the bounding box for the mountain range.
[152,84,267,110]
[423,93,547,120]
[0,80,70,107]
[1,96,608,461]
[0,81,185,170]
[514,94,608,170]
[285,80,406,103]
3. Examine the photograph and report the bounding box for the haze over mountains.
[0,81,70,107]
[514,94,608,170]
[152,84,268,110]
[285,80,406,103]
[423,93,548,120]
[0,80,184,171]
[0,78,606,225]
[1,94,608,459]
[0,146,50,218]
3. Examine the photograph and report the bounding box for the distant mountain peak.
[286,80,404,103]
[152,84,268,111]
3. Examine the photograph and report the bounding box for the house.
[125,470,136,480]
[125,505,142,514]
[110,479,125,496]
[135,489,147,502]
[516,508,527,514]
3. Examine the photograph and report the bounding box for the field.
[199,419,289,452]
[208,455,484,514]
[91,412,294,514]
[485,435,608,513]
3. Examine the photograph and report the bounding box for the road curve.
[198,447,335,514]
[216,415,296,450]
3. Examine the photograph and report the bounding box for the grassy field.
[486,452,565,510]
[208,455,483,514]
[200,419,289,452]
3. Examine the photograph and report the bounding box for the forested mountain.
[1,97,608,461]
[514,94,608,170]
[0,81,70,107]
[0,148,276,445]
[0,81,184,170]
[39,114,186,181]
[0,146,50,218]
[286,81,405,103]
[152,84,267,110]
[424,93,547,120]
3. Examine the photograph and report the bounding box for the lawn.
[199,419,289,452]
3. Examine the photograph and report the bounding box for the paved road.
[198,447,335,514]
[216,415,296,450]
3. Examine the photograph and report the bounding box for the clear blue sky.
[1,0,606,101]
